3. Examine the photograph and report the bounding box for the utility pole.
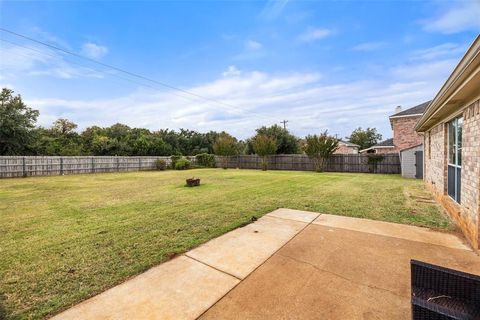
[280,120,289,130]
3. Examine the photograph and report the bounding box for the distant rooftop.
[339,140,360,147]
[373,138,395,147]
[359,138,395,153]
[390,101,431,118]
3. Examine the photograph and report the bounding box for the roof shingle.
[373,138,395,147]
[390,101,431,118]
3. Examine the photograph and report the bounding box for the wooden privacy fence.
[0,154,400,178]
[0,156,175,178]
[215,154,401,174]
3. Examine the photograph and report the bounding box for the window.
[447,117,462,203]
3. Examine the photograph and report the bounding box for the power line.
[0,38,228,107]
[0,27,274,121]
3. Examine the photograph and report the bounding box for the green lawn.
[0,169,452,319]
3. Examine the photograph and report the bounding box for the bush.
[196,153,215,167]
[170,155,182,169]
[175,159,191,170]
[213,133,239,169]
[303,131,339,172]
[252,134,277,171]
[367,154,385,173]
[155,159,167,170]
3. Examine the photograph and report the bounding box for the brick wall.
[392,116,424,150]
[461,99,480,249]
[424,123,445,195]
[334,145,358,154]
[374,147,397,154]
[424,98,480,249]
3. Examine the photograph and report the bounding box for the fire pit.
[186,178,200,187]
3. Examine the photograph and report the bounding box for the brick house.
[360,138,396,154]
[390,101,429,150]
[359,101,428,154]
[416,36,480,250]
[334,141,359,154]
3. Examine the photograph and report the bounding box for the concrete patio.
[52,209,480,320]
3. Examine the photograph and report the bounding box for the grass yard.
[0,169,452,319]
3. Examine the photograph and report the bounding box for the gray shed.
[400,144,423,178]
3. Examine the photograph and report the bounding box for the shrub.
[175,158,191,170]
[155,159,167,170]
[367,154,385,173]
[213,133,239,169]
[303,131,339,172]
[196,153,215,167]
[170,155,182,169]
[252,134,277,171]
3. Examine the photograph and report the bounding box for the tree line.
[0,88,383,162]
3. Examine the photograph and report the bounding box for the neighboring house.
[335,141,359,154]
[359,102,429,178]
[416,36,480,250]
[360,102,429,154]
[359,138,396,154]
[389,101,429,150]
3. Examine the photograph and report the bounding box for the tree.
[213,132,239,169]
[252,134,277,171]
[303,131,339,172]
[36,119,83,155]
[52,118,78,135]
[0,88,39,155]
[346,127,382,151]
[247,124,299,154]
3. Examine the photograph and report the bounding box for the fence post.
[60,157,64,175]
[116,157,120,172]
[91,157,95,173]
[22,156,26,177]
[138,158,141,171]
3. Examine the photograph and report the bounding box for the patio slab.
[186,215,307,279]
[313,213,470,250]
[53,210,479,320]
[266,208,320,223]
[51,256,239,320]
[200,223,480,320]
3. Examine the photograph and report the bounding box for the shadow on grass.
[0,293,8,320]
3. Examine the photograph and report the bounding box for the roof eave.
[359,145,395,153]
[416,36,480,132]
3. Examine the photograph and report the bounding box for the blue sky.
[1,0,479,140]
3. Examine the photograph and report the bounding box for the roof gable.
[390,101,430,118]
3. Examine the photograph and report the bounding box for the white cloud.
[245,40,263,51]
[260,0,289,20]
[30,27,72,50]
[391,58,458,82]
[423,1,480,34]
[24,53,455,140]
[410,43,467,61]
[0,43,104,80]
[351,41,388,52]
[222,65,242,77]
[233,40,266,60]
[81,42,109,59]
[298,28,333,43]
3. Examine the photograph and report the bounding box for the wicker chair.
[411,260,480,320]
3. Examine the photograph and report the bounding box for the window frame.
[447,116,462,203]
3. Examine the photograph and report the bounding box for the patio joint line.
[195,213,321,319]
[311,223,471,251]
[278,253,409,299]
[265,214,320,223]
[184,254,242,281]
